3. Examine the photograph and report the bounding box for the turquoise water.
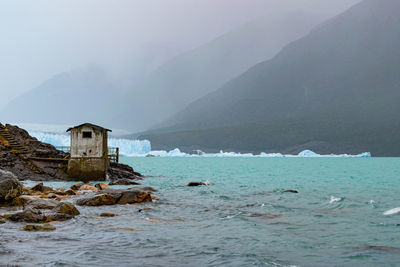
[1,157,400,266]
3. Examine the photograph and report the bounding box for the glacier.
[20,123,371,158]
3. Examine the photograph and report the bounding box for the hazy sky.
[0,0,360,109]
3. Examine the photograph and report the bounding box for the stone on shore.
[52,202,80,216]
[25,198,60,210]
[44,212,74,221]
[101,188,152,205]
[30,183,53,193]
[76,193,117,206]
[9,207,46,223]
[79,184,99,191]
[0,169,23,202]
[95,183,109,190]
[23,223,56,231]
[109,179,141,186]
[70,182,84,191]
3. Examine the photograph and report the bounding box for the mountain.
[0,66,123,126]
[107,11,329,131]
[139,0,400,156]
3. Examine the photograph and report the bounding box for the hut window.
[82,131,92,138]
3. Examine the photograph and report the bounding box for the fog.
[0,0,361,110]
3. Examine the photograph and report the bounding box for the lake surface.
[1,157,400,266]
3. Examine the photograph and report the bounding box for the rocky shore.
[0,169,156,231]
[0,123,142,181]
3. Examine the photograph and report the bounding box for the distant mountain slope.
[1,66,123,126]
[140,0,400,155]
[108,11,329,131]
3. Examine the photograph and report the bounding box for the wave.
[383,207,400,216]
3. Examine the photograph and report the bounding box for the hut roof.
[66,123,112,133]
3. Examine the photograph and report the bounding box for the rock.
[76,194,117,206]
[79,184,99,191]
[0,169,23,202]
[109,179,141,186]
[9,207,46,223]
[95,183,109,190]
[249,213,283,218]
[65,189,76,195]
[70,182,84,191]
[25,198,59,210]
[283,190,299,194]
[100,212,120,217]
[187,182,206,187]
[44,212,74,222]
[55,195,71,201]
[52,202,80,216]
[23,223,56,231]
[30,183,53,193]
[117,190,152,204]
[0,219,5,224]
[101,188,152,205]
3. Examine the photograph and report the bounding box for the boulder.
[76,194,117,206]
[101,188,152,204]
[52,202,80,216]
[0,219,5,224]
[95,183,109,190]
[9,207,46,223]
[0,169,23,202]
[25,198,59,210]
[44,212,74,221]
[109,179,141,186]
[23,223,56,231]
[30,183,53,193]
[70,182,84,191]
[79,184,99,191]
[117,189,152,204]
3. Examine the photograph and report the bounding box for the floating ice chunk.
[383,207,400,215]
[298,150,319,157]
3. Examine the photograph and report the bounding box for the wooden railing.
[55,146,119,163]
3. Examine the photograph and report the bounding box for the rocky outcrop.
[76,194,117,206]
[0,169,22,202]
[24,198,59,210]
[23,223,56,231]
[0,123,144,181]
[9,207,47,223]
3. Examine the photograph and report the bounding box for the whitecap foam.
[383,207,400,216]
[330,196,342,203]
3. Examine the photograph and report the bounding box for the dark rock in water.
[0,219,5,224]
[65,189,76,195]
[283,190,299,194]
[249,213,283,218]
[109,179,141,186]
[25,198,59,210]
[9,207,46,223]
[44,212,74,221]
[363,245,400,252]
[23,223,56,231]
[76,193,117,206]
[187,182,206,187]
[0,169,23,202]
[52,202,80,216]
[30,183,53,193]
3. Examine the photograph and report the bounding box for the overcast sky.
[0,0,361,109]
